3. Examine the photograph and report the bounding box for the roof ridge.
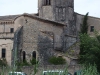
[0,14,21,21]
[23,13,65,26]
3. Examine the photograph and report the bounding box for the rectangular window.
[48,0,51,5]
[90,26,94,32]
[2,48,6,58]
[10,28,14,33]
[44,0,51,5]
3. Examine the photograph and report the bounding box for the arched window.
[23,51,26,62]
[32,51,36,59]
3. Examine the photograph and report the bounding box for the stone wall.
[14,16,25,31]
[38,0,74,24]
[19,16,64,64]
[76,13,100,37]
[0,65,81,75]
[23,65,81,75]
[0,15,24,66]
[64,36,77,50]
[0,21,14,38]
[0,39,13,66]
[0,21,14,33]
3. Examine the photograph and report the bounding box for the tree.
[79,33,100,72]
[81,12,89,34]
[79,12,100,72]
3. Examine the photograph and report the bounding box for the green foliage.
[81,64,99,75]
[81,12,89,34]
[16,60,30,66]
[30,61,39,75]
[0,58,7,66]
[49,56,66,65]
[33,61,39,75]
[74,64,99,75]
[79,33,100,72]
[30,58,37,65]
[0,66,5,75]
[80,12,100,73]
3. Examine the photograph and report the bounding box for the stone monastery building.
[0,0,100,66]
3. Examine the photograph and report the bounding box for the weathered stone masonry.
[0,0,100,67]
[17,15,64,64]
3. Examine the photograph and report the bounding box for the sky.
[0,0,100,18]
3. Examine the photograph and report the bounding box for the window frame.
[44,0,51,6]
[23,51,26,62]
[10,28,14,33]
[90,26,94,32]
[2,48,6,58]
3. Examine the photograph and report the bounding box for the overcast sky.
[0,0,100,18]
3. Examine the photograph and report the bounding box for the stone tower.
[38,0,77,51]
[38,0,74,24]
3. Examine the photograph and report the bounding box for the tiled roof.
[0,15,20,21]
[23,13,65,26]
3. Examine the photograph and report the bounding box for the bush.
[79,33,100,72]
[30,58,37,65]
[22,60,30,66]
[49,56,66,65]
[16,60,30,66]
[0,58,7,66]
[81,64,99,75]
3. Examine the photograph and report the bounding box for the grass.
[81,64,99,75]
[0,63,99,75]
